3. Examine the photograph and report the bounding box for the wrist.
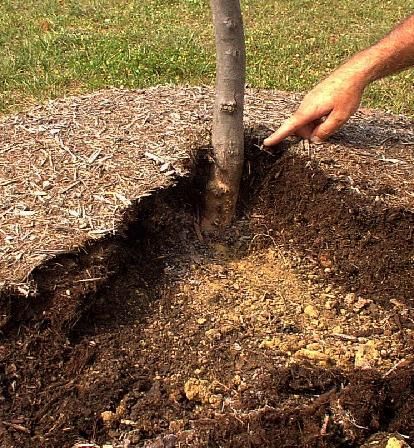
[333,56,376,90]
[335,42,396,87]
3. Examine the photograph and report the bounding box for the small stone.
[361,433,410,448]
[197,318,207,325]
[319,252,332,268]
[233,374,241,385]
[101,410,116,425]
[354,340,380,369]
[121,419,139,426]
[212,243,229,256]
[306,343,321,351]
[184,378,210,403]
[160,162,171,173]
[208,393,223,408]
[294,349,334,366]
[116,400,127,418]
[78,220,89,229]
[259,338,280,349]
[304,304,319,318]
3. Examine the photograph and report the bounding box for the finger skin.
[311,112,350,141]
[263,118,300,146]
[263,105,326,146]
[263,100,333,147]
[264,113,326,146]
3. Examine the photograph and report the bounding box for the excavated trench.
[0,131,414,448]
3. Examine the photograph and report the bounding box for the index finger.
[263,116,303,147]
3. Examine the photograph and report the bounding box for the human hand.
[263,71,366,146]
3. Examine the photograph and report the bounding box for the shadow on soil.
[0,129,413,448]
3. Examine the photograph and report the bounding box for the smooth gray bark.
[202,0,246,231]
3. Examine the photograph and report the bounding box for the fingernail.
[311,136,323,145]
[263,138,270,146]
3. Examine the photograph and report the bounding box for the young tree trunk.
[202,0,246,231]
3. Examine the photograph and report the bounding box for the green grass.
[1,0,414,114]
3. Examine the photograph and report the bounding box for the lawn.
[1,0,413,115]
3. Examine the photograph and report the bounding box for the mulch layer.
[0,86,413,448]
[0,86,211,291]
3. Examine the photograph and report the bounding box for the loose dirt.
[1,113,414,447]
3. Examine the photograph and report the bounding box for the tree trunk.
[202,0,246,231]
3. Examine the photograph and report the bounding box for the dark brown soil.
[1,130,413,448]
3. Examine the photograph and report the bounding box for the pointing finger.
[263,117,302,147]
